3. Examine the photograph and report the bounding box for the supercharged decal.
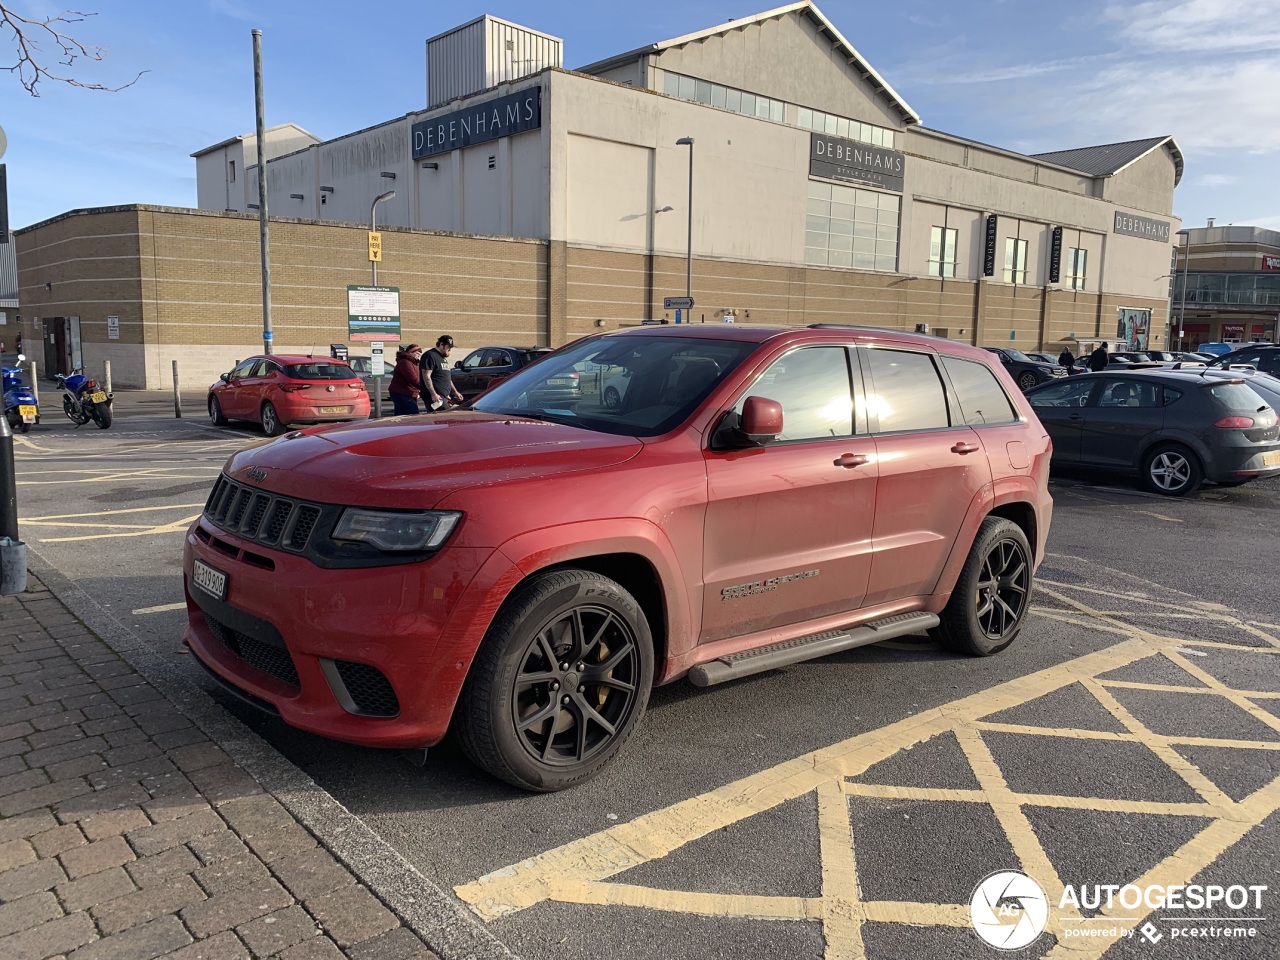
[721,569,819,600]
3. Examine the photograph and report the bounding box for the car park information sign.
[347,285,401,342]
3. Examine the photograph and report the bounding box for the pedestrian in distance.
[388,343,424,416]
[419,335,464,412]
[1089,342,1110,372]
[1058,346,1075,370]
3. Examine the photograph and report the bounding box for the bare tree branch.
[1,4,146,95]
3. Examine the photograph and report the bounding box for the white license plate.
[1264,450,1280,467]
[317,405,350,414]
[191,559,227,600]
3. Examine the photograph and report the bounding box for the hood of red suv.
[222,413,643,508]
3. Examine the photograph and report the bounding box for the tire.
[1017,371,1039,392]
[260,402,286,437]
[1141,443,1202,496]
[932,516,1033,657]
[209,396,228,427]
[455,569,654,792]
[91,403,112,429]
[603,385,622,409]
[17,420,31,434]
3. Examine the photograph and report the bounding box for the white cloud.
[1107,0,1280,54]
[209,0,257,23]
[1194,174,1238,187]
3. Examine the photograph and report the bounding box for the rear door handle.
[951,442,980,455]
[833,453,870,468]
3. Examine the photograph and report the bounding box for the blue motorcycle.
[3,355,39,434]
[55,368,113,429]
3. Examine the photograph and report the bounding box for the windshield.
[1004,349,1034,363]
[471,334,758,436]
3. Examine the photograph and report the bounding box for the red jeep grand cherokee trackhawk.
[184,325,1052,791]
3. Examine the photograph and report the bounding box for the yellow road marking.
[131,602,187,615]
[38,515,200,543]
[1136,510,1183,522]
[455,571,1280,959]
[24,504,206,521]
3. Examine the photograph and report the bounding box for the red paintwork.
[209,354,370,428]
[184,326,1052,750]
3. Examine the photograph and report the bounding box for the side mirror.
[220,373,230,383]
[738,396,784,445]
[16,354,25,362]
[454,360,463,369]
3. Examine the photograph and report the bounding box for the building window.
[929,226,957,278]
[796,106,895,150]
[662,71,784,122]
[1003,237,1028,284]
[1067,247,1087,290]
[805,180,899,272]
[228,160,236,183]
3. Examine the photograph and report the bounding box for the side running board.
[688,611,940,687]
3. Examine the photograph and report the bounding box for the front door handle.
[951,441,980,455]
[833,453,870,468]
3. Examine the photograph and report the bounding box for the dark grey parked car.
[450,346,553,400]
[1025,370,1280,495]
[1206,344,1280,375]
[983,347,1067,391]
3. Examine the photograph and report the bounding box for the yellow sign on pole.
[368,231,382,262]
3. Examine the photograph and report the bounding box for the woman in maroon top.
[388,344,424,415]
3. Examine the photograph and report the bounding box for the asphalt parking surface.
[9,411,1280,959]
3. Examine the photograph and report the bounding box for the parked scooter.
[3,355,39,434]
[55,368,114,429]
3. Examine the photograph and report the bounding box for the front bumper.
[182,519,494,749]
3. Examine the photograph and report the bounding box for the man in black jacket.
[1088,342,1110,372]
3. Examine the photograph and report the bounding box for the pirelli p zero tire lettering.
[933,516,1033,657]
[455,569,654,792]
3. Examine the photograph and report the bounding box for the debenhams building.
[17,1,1184,388]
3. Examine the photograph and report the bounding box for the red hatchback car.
[208,355,370,436]
[184,326,1053,791]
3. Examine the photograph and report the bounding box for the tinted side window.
[1161,386,1183,406]
[1028,379,1094,407]
[737,346,853,441]
[229,360,257,379]
[1099,380,1159,408]
[864,349,950,432]
[940,356,1019,425]
[459,350,484,369]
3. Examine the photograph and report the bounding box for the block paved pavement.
[0,575,441,960]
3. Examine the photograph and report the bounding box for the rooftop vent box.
[426,14,562,108]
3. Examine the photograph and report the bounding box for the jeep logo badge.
[246,467,267,483]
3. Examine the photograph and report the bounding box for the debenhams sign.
[809,133,905,193]
[1113,211,1171,243]
[412,87,541,160]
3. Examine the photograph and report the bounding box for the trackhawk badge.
[245,467,267,483]
[721,569,819,600]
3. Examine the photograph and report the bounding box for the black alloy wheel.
[1017,371,1039,392]
[933,516,1033,656]
[456,569,654,791]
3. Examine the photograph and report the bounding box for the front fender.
[495,518,696,677]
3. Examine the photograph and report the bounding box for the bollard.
[173,360,182,419]
[104,360,113,394]
[0,416,27,595]
[28,360,39,409]
[374,378,383,419]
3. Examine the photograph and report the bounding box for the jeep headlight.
[331,509,461,552]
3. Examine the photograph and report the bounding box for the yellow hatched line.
[1161,648,1280,737]
[24,503,206,521]
[1042,775,1280,960]
[841,782,1225,819]
[1099,678,1280,700]
[454,637,1153,920]
[817,777,864,960]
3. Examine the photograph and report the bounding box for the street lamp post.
[675,137,694,318]
[370,190,395,286]
[1176,229,1191,349]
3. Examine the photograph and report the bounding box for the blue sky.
[3,0,1277,232]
